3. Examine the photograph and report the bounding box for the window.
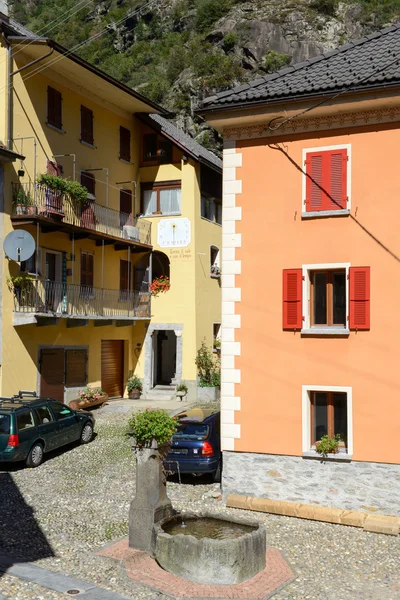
[303,145,350,214]
[80,251,94,291]
[120,126,131,162]
[65,349,87,387]
[47,86,62,130]
[310,270,346,327]
[141,182,181,216]
[35,405,54,425]
[201,197,222,225]
[282,265,370,332]
[302,386,353,456]
[210,246,220,277]
[152,251,170,280]
[17,410,35,431]
[213,323,221,352]
[81,106,94,145]
[0,414,10,434]
[80,171,95,198]
[143,134,172,164]
[49,403,74,421]
[21,248,42,275]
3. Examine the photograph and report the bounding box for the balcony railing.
[12,279,151,320]
[12,183,151,246]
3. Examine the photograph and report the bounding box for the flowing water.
[162,517,256,540]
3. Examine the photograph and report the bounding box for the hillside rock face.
[10,0,399,154]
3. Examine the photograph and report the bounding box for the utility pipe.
[53,153,76,181]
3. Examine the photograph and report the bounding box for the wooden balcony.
[12,279,151,326]
[11,183,151,251]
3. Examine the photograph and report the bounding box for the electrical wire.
[268,51,400,131]
[12,0,159,91]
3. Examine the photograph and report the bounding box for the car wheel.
[26,442,44,468]
[212,460,222,483]
[80,422,94,444]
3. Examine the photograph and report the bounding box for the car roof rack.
[0,391,38,407]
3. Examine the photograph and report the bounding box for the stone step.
[142,394,176,401]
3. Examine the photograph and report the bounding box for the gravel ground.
[1,408,399,600]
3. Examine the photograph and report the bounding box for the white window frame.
[301,262,350,335]
[212,322,221,352]
[302,385,353,456]
[302,143,352,217]
[210,245,220,277]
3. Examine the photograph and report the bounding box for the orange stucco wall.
[234,125,400,464]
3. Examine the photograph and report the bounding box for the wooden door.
[40,348,64,403]
[101,341,124,398]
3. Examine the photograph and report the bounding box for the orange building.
[201,25,400,514]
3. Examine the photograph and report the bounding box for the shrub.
[195,0,232,33]
[223,32,237,51]
[263,50,291,73]
[127,376,142,393]
[310,0,338,17]
[195,340,221,387]
[36,174,88,207]
[128,409,178,447]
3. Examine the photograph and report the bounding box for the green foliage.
[127,375,142,392]
[6,274,34,293]
[263,50,291,73]
[223,32,237,51]
[127,409,178,447]
[195,0,232,32]
[13,186,33,206]
[36,174,88,206]
[195,340,221,387]
[176,383,188,393]
[315,434,340,456]
[310,0,338,16]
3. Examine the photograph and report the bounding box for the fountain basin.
[153,511,266,585]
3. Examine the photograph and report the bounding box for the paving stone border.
[0,557,132,599]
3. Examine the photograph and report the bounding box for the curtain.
[143,190,157,215]
[160,188,181,215]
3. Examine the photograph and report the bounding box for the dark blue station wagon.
[0,391,95,468]
[164,409,221,481]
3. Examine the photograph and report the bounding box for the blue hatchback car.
[164,409,221,481]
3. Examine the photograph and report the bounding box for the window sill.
[201,216,222,227]
[119,157,132,165]
[46,122,65,134]
[80,139,96,149]
[210,273,221,279]
[141,213,181,218]
[302,450,352,462]
[302,209,350,219]
[301,328,350,336]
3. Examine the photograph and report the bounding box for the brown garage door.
[101,340,124,398]
[40,348,64,403]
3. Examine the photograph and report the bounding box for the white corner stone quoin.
[221,140,242,451]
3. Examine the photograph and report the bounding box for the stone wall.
[222,451,400,517]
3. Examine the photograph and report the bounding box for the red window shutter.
[349,267,370,330]
[305,153,323,211]
[46,159,63,176]
[283,269,303,330]
[328,149,347,210]
[305,149,347,212]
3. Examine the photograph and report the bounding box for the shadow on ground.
[0,473,54,577]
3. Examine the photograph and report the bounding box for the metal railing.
[12,183,152,246]
[12,279,151,319]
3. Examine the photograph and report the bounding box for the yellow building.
[0,12,222,402]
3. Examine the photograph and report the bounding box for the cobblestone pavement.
[0,409,399,600]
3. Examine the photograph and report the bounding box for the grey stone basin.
[153,511,266,585]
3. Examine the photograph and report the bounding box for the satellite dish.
[3,230,36,262]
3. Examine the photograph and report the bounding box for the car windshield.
[0,414,10,434]
[174,422,209,441]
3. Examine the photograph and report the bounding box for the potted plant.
[195,340,221,402]
[36,173,88,215]
[315,434,340,457]
[127,375,142,399]
[176,383,188,400]
[70,387,108,410]
[149,275,170,297]
[127,408,178,450]
[13,186,30,215]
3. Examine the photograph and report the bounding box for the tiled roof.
[201,23,400,110]
[146,114,222,171]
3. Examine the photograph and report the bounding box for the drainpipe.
[53,153,76,180]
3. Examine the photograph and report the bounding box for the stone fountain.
[129,440,266,585]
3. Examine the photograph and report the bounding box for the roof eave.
[137,114,222,173]
[7,36,172,117]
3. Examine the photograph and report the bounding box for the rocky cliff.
[9,0,400,153]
